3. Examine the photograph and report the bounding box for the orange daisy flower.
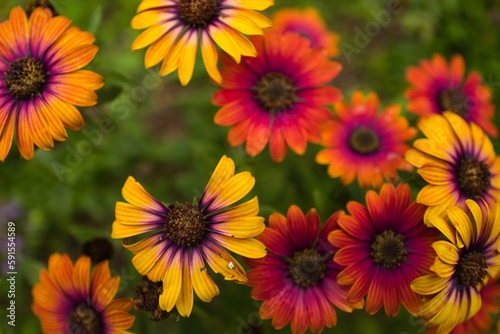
[272,7,340,57]
[32,253,135,333]
[405,54,497,137]
[316,91,416,188]
[0,7,103,161]
[131,0,274,86]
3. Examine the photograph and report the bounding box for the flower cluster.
[2,1,499,334]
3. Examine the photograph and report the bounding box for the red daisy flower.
[212,29,342,162]
[329,183,439,316]
[405,54,497,137]
[316,90,416,188]
[246,205,363,334]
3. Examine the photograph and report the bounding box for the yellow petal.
[417,163,453,185]
[145,26,181,68]
[430,258,455,278]
[209,216,265,238]
[191,249,219,302]
[220,11,262,35]
[206,172,255,211]
[212,196,259,221]
[432,240,459,265]
[202,242,247,282]
[410,274,448,295]
[447,205,473,248]
[159,249,182,312]
[210,234,266,258]
[201,31,222,84]
[428,216,456,245]
[200,155,235,207]
[121,176,166,213]
[208,23,241,63]
[159,31,188,77]
[175,253,194,317]
[131,23,168,51]
[178,31,198,86]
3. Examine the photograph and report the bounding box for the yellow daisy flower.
[111,155,266,317]
[411,199,500,334]
[131,0,274,86]
[406,111,500,223]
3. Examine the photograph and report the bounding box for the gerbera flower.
[212,29,343,162]
[411,199,500,334]
[316,90,416,188]
[111,155,266,317]
[0,7,103,161]
[130,0,273,86]
[32,253,135,333]
[405,111,500,222]
[405,54,497,137]
[272,7,340,57]
[329,183,438,316]
[245,205,363,334]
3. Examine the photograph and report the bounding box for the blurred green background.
[1,0,500,333]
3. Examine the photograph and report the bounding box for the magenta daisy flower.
[212,29,342,162]
[316,90,416,188]
[329,183,439,316]
[245,205,363,334]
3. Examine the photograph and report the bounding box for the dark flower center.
[349,127,380,154]
[455,250,487,287]
[456,157,491,198]
[254,72,297,113]
[134,276,170,321]
[288,248,326,287]
[371,230,407,269]
[179,0,218,26]
[4,57,46,99]
[165,203,205,247]
[68,303,102,334]
[438,88,469,118]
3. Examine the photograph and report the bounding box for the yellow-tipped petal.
[209,23,241,63]
[145,26,181,68]
[202,242,247,282]
[447,205,473,248]
[131,23,168,51]
[430,258,455,278]
[121,176,166,213]
[177,31,198,86]
[428,216,456,245]
[432,240,459,265]
[159,249,182,312]
[210,234,266,258]
[212,196,259,221]
[410,274,448,295]
[207,172,255,211]
[201,155,235,206]
[175,252,193,317]
[191,249,219,302]
[209,216,265,238]
[220,12,262,35]
[159,31,188,77]
[201,31,222,84]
